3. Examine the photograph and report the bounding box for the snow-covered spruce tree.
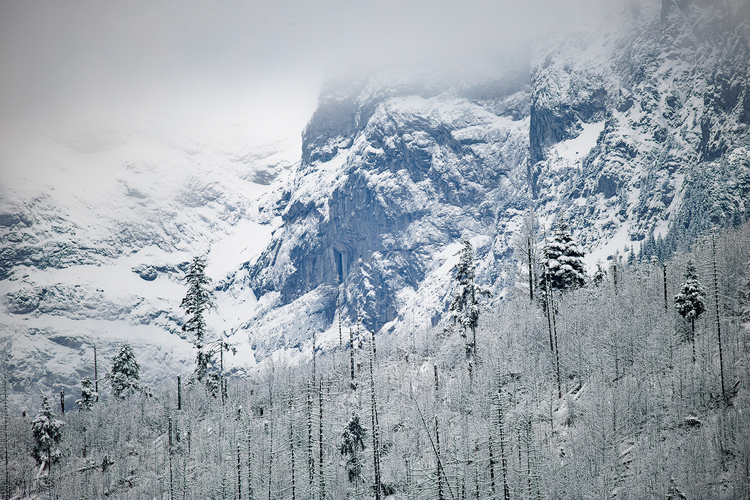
[538,216,586,295]
[340,413,366,494]
[674,260,706,363]
[449,241,491,358]
[31,393,64,468]
[108,343,142,399]
[75,377,97,411]
[180,255,218,394]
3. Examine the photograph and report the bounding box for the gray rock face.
[247,0,750,338]
[250,78,530,330]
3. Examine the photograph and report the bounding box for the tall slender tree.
[674,261,706,363]
[449,241,491,359]
[180,255,218,394]
[31,393,64,495]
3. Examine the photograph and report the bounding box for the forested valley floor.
[3,223,750,500]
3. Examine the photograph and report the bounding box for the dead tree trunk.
[318,380,325,500]
[368,330,381,500]
[496,393,510,500]
[307,381,314,497]
[712,232,727,402]
[290,398,296,500]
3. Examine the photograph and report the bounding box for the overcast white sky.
[0,0,619,145]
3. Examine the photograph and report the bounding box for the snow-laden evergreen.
[2,223,747,500]
[448,241,491,356]
[538,216,586,294]
[31,394,64,466]
[674,261,706,324]
[107,343,142,400]
[75,377,97,411]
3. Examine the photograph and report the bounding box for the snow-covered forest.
[3,222,749,500]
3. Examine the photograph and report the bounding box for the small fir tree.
[538,216,586,296]
[180,255,217,392]
[31,393,64,466]
[75,377,97,411]
[340,413,366,486]
[108,343,142,399]
[449,241,491,357]
[674,261,706,363]
[592,262,606,287]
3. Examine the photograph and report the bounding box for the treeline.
[2,222,750,499]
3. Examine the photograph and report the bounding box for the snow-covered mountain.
[2,0,749,410]
[243,0,750,349]
[0,129,297,410]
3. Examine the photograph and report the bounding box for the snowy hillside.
[2,0,750,410]
[0,129,298,411]
[243,0,750,353]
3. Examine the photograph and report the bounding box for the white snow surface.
[0,129,296,411]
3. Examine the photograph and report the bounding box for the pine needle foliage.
[538,216,586,294]
[108,343,142,399]
[31,394,63,466]
[180,255,217,392]
[449,241,491,352]
[674,261,706,325]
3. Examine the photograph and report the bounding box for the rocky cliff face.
[247,72,531,335]
[530,0,750,250]
[244,0,750,345]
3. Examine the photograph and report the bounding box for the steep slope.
[2,0,749,406]
[245,72,530,349]
[243,0,750,351]
[531,0,750,260]
[0,130,297,411]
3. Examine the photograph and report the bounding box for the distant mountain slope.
[0,131,297,411]
[1,0,749,408]
[243,0,750,349]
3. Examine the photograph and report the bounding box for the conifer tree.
[31,393,64,468]
[674,261,706,363]
[75,377,97,411]
[538,216,586,295]
[340,413,366,487]
[449,241,491,358]
[180,255,218,393]
[108,343,142,399]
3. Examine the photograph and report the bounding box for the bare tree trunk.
[168,417,174,500]
[232,442,239,500]
[551,290,562,399]
[369,331,381,500]
[663,263,668,311]
[267,406,273,500]
[488,434,495,496]
[337,281,342,349]
[94,344,99,402]
[247,427,254,500]
[712,232,727,402]
[349,327,355,385]
[318,380,325,500]
[691,318,696,364]
[497,394,510,500]
[528,237,535,302]
[307,382,314,497]
[177,376,182,411]
[290,398,296,500]
[436,416,443,500]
